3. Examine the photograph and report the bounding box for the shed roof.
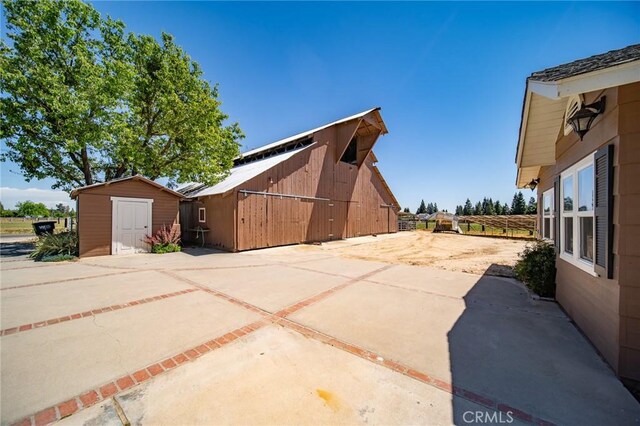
[70,175,185,199]
[426,211,458,221]
[178,143,315,198]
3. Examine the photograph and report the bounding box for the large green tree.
[494,200,503,215]
[16,200,49,217]
[0,0,242,191]
[510,191,527,215]
[526,196,537,214]
[416,199,427,214]
[462,198,473,215]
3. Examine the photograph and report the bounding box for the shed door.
[112,198,152,255]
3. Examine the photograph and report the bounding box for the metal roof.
[177,143,316,198]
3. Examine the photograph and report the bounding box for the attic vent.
[564,95,583,136]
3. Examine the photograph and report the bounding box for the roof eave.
[70,175,185,199]
[528,59,640,100]
[515,59,640,187]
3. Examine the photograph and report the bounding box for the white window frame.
[198,207,206,223]
[541,188,554,240]
[559,153,596,276]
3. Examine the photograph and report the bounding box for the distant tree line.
[0,201,75,218]
[415,200,440,215]
[454,192,536,216]
[401,192,537,217]
[400,200,445,215]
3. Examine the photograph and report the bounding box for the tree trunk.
[112,164,128,180]
[81,146,93,185]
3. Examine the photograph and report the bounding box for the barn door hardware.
[238,189,329,202]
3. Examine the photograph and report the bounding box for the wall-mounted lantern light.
[567,96,606,140]
[527,178,540,190]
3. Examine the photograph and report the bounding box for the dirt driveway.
[1,236,638,425]
[320,232,529,276]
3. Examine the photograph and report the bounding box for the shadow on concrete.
[180,246,227,256]
[483,263,516,278]
[447,264,640,425]
[0,241,35,258]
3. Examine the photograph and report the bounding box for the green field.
[0,218,71,235]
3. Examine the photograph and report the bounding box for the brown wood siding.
[77,180,180,257]
[77,192,112,257]
[198,194,237,251]
[617,82,640,381]
[536,85,621,374]
[234,116,398,251]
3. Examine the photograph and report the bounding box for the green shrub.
[41,254,76,262]
[151,243,181,254]
[514,240,556,298]
[30,231,78,261]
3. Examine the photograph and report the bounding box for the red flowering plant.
[143,225,181,253]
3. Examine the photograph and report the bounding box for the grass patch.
[415,220,534,239]
[0,218,72,235]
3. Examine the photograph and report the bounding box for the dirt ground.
[323,231,529,277]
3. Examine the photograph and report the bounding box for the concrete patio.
[1,238,638,425]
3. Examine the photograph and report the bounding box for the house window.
[198,207,206,222]
[340,137,357,164]
[560,153,595,274]
[542,188,554,240]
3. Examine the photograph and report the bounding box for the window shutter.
[594,145,614,278]
[553,175,560,255]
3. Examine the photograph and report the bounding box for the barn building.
[178,108,399,251]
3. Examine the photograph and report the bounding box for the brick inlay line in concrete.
[170,263,275,272]
[0,288,198,337]
[0,270,143,291]
[0,262,73,271]
[162,264,393,320]
[9,318,271,426]
[273,264,395,318]
[158,270,272,317]
[277,318,556,426]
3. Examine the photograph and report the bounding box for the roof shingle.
[529,44,640,82]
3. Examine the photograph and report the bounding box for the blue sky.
[1,1,639,210]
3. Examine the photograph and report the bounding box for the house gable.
[515,44,640,188]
